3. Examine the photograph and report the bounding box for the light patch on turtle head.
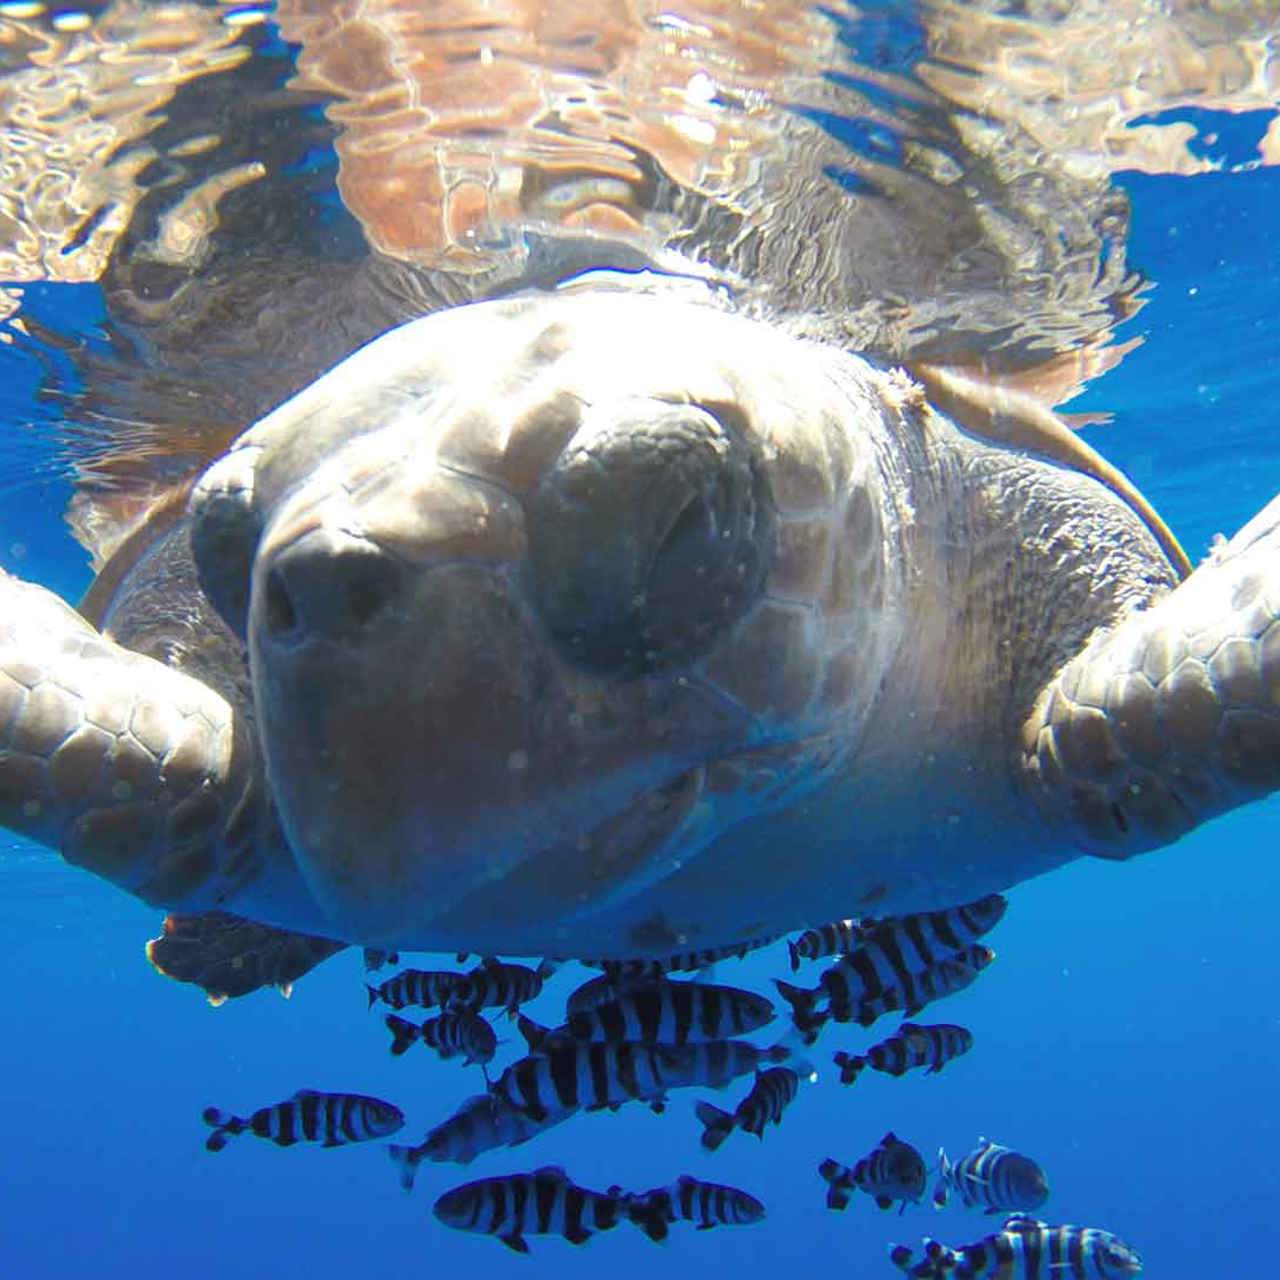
[240,290,906,949]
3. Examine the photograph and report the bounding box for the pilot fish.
[491,1039,788,1123]
[384,1011,497,1066]
[933,1140,1050,1213]
[890,1215,1143,1278]
[388,1093,548,1187]
[775,895,1003,1030]
[583,934,783,982]
[787,918,863,970]
[450,958,557,1013]
[844,947,994,1027]
[366,967,469,1011]
[834,1022,974,1084]
[565,973,633,1015]
[623,1175,765,1240]
[819,1132,927,1212]
[434,1166,622,1253]
[520,979,774,1049]
[779,946,994,1040]
[202,1090,404,1152]
[695,1067,801,1150]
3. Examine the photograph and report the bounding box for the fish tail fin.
[799,1010,830,1046]
[932,1148,950,1208]
[763,1039,802,1067]
[695,1101,734,1152]
[833,1050,866,1086]
[365,984,380,1011]
[384,1014,418,1056]
[516,1013,548,1052]
[634,1210,669,1244]
[770,1023,819,1073]
[386,1144,422,1193]
[818,1158,851,1210]
[888,1244,913,1273]
[201,1106,241,1152]
[787,939,801,972]
[773,979,817,1022]
[622,1194,669,1243]
[535,958,559,981]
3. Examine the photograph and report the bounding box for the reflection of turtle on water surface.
[1,2,1278,1001]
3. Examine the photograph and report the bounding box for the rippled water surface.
[1,3,1279,1277]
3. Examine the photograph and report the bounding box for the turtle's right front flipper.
[0,568,267,910]
[1021,492,1280,857]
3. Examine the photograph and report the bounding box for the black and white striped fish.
[366,967,468,1011]
[522,979,774,1050]
[787,918,863,971]
[776,895,1004,1025]
[449,958,557,1013]
[565,973,636,1015]
[362,948,399,971]
[859,895,1006,967]
[841,947,994,1027]
[583,933,783,982]
[933,1140,1050,1213]
[202,1089,403,1152]
[819,1132,927,1212]
[695,1066,801,1151]
[778,945,994,1038]
[388,1093,547,1187]
[490,1039,788,1123]
[434,1166,623,1253]
[384,1011,497,1066]
[890,1215,1142,1278]
[834,1022,974,1084]
[623,1175,765,1241]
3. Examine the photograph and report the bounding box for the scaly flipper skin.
[1022,492,1280,856]
[0,569,264,909]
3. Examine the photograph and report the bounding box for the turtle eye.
[524,399,775,676]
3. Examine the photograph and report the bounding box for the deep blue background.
[1,106,1279,1280]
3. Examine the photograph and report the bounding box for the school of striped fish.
[199,895,1144,1273]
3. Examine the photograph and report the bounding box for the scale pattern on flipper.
[1023,505,1280,857]
[0,571,266,910]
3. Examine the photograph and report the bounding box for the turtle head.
[196,282,901,949]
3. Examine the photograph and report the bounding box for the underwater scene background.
[1,3,1279,1277]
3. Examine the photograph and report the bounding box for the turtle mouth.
[248,522,760,943]
[425,762,711,939]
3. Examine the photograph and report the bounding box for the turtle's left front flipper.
[1022,492,1280,857]
[146,911,346,1004]
[0,568,267,908]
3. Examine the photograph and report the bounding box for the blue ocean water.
[1,37,1279,1280]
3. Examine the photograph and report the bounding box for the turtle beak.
[247,460,552,939]
[247,454,748,946]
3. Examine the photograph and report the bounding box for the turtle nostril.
[339,553,402,628]
[265,567,299,639]
[261,542,401,644]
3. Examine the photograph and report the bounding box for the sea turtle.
[1,2,1277,998]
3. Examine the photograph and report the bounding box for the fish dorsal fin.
[291,1089,322,1100]
[907,362,1191,580]
[1003,1215,1044,1232]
